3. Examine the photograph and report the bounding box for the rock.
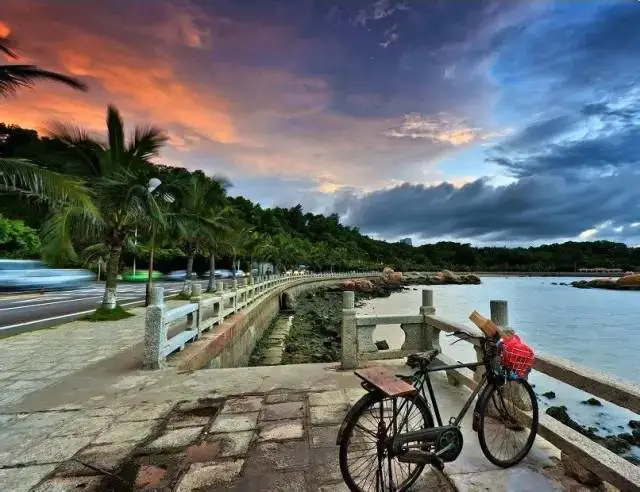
[546,405,570,424]
[617,433,634,445]
[616,273,640,286]
[355,279,374,292]
[629,420,640,430]
[601,436,631,454]
[375,340,389,350]
[633,429,640,445]
[580,398,602,406]
[561,452,602,486]
[389,272,403,284]
[542,391,556,399]
[343,280,356,290]
[440,270,459,283]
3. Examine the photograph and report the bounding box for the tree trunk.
[182,251,195,296]
[207,252,216,292]
[102,244,122,309]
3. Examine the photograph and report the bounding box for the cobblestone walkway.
[0,361,588,491]
[0,301,186,408]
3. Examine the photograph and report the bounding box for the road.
[0,281,194,336]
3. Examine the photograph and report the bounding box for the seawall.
[169,274,378,371]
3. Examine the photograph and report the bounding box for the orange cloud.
[0,20,11,38]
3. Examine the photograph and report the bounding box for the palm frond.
[0,65,87,95]
[106,105,125,171]
[80,242,110,266]
[46,122,105,177]
[40,204,103,264]
[128,126,168,162]
[0,37,17,59]
[0,158,99,214]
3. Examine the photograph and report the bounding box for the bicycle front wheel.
[477,378,538,468]
[339,391,434,492]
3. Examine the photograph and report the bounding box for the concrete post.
[216,280,224,292]
[232,279,238,290]
[143,287,167,370]
[490,300,509,333]
[190,283,202,302]
[341,291,358,370]
[190,283,203,337]
[419,289,439,351]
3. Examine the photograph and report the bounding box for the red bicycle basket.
[501,335,535,378]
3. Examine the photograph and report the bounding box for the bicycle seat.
[406,349,440,369]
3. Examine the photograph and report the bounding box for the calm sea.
[357,276,639,436]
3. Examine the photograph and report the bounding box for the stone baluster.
[143,287,166,369]
[341,291,358,369]
[420,290,439,352]
[190,284,202,338]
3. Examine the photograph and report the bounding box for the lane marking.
[0,296,103,312]
[0,294,180,332]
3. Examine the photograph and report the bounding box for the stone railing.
[143,271,375,370]
[341,289,640,490]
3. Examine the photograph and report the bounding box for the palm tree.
[1,34,87,96]
[202,228,231,292]
[223,225,253,278]
[172,172,228,295]
[43,105,169,309]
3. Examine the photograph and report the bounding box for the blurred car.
[214,269,234,279]
[121,271,163,282]
[232,269,246,278]
[0,259,95,291]
[165,270,199,281]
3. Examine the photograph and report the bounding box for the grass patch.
[175,292,192,301]
[84,305,135,322]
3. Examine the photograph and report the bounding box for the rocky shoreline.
[571,277,640,290]
[545,404,640,465]
[281,269,481,364]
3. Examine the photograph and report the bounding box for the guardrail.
[341,289,640,490]
[143,272,376,370]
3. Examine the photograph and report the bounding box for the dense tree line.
[2,121,640,278]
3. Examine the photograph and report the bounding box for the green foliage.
[0,215,41,258]
[84,305,134,322]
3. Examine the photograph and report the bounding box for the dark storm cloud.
[334,172,640,242]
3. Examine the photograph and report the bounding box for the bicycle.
[337,325,539,491]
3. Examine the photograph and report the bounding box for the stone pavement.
[0,360,594,491]
[0,300,188,409]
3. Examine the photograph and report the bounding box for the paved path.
[0,300,187,409]
[0,358,589,491]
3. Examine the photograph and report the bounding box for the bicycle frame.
[392,357,491,436]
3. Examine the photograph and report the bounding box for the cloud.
[333,172,640,243]
[384,113,510,146]
[0,20,11,38]
[354,0,408,26]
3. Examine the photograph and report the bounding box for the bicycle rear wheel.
[339,391,434,492]
[477,378,538,468]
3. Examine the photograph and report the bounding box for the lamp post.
[145,177,162,306]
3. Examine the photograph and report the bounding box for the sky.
[1,0,640,246]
